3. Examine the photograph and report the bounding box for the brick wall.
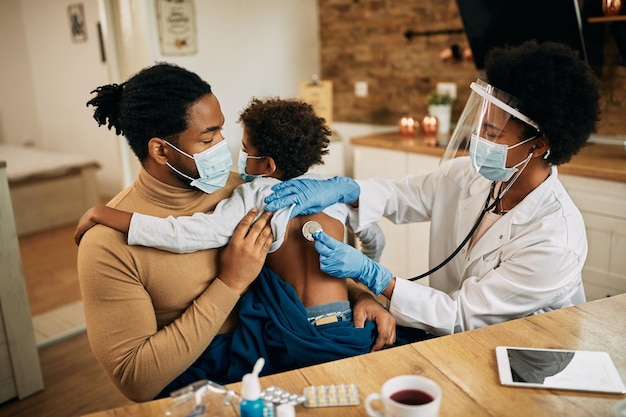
[318,0,626,136]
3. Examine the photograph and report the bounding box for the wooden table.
[81,294,626,417]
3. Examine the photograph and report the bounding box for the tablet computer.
[495,346,626,394]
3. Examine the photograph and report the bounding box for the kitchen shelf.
[588,15,626,23]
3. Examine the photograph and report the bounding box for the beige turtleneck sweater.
[77,168,243,402]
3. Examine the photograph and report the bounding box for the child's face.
[241,129,270,177]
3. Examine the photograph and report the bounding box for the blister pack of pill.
[260,385,306,406]
[303,384,360,407]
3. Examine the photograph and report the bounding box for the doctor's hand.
[313,231,393,296]
[264,176,360,219]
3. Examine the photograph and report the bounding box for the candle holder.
[399,116,418,138]
[422,115,438,136]
[421,115,439,146]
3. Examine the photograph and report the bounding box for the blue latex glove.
[312,231,393,296]
[264,176,360,219]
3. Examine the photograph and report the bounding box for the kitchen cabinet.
[559,174,626,300]
[352,145,440,285]
[309,140,344,179]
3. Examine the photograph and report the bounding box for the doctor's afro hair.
[238,97,331,180]
[484,40,600,166]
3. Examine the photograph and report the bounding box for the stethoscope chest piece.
[302,221,323,241]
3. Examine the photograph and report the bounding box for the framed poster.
[157,0,197,56]
[68,4,87,42]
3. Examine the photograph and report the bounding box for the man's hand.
[218,208,273,295]
[351,291,396,351]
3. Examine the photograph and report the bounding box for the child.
[75,97,386,383]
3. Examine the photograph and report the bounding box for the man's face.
[168,94,226,180]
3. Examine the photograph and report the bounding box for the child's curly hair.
[485,40,600,165]
[238,97,331,180]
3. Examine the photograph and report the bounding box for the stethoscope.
[406,149,533,282]
[406,181,500,281]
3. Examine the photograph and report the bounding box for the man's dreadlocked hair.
[86,62,212,161]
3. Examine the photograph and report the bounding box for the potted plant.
[426,92,453,136]
[426,92,453,106]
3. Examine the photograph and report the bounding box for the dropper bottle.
[240,357,266,417]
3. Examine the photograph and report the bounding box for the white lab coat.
[350,157,587,336]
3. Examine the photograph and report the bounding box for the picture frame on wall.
[67,3,87,42]
[157,0,197,56]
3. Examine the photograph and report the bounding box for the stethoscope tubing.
[407,182,499,281]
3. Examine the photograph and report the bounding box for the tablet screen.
[495,346,626,394]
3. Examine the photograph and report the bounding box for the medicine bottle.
[240,358,266,417]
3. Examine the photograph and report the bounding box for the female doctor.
[264,40,601,337]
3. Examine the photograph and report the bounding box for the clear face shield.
[440,78,540,186]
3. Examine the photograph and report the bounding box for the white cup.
[365,375,442,417]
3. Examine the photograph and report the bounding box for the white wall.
[0,0,320,196]
[145,0,321,175]
[0,0,41,147]
[1,0,123,196]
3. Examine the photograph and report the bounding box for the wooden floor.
[0,224,134,417]
[17,224,83,316]
[0,333,133,417]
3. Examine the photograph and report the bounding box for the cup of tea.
[365,375,442,417]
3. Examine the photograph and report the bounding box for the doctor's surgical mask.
[237,149,274,182]
[165,139,233,194]
[469,134,535,182]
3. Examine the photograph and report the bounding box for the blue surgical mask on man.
[469,134,535,182]
[238,149,271,182]
[165,139,233,193]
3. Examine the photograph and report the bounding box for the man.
[79,63,394,402]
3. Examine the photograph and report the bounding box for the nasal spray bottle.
[240,357,266,417]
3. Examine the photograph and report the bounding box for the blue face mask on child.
[469,134,535,182]
[165,140,233,194]
[238,149,271,182]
